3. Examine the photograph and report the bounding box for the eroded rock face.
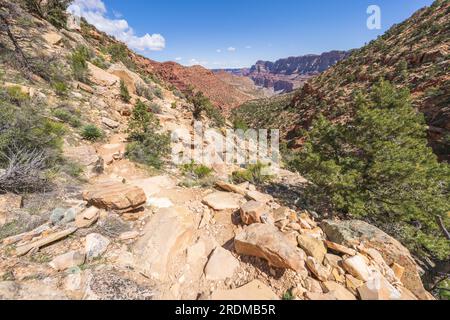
[82,182,147,213]
[321,220,429,300]
[235,223,307,273]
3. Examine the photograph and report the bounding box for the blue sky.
[71,0,434,68]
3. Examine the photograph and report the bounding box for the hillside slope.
[234,0,450,161]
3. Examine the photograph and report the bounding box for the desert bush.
[0,89,65,193]
[81,124,103,141]
[120,80,131,102]
[231,162,273,185]
[24,0,71,29]
[5,86,29,105]
[91,56,109,70]
[52,108,82,128]
[291,80,450,260]
[153,87,163,99]
[150,103,162,114]
[136,83,153,101]
[52,81,67,96]
[188,91,225,127]
[70,45,91,83]
[181,161,213,179]
[125,100,171,169]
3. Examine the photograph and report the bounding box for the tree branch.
[436,215,450,241]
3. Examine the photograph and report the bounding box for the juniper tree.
[292,80,450,260]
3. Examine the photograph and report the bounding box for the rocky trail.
[0,4,436,300]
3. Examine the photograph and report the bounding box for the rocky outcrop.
[321,220,431,300]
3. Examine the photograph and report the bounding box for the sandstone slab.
[235,223,306,273]
[82,182,146,213]
[204,247,240,281]
[202,192,242,211]
[297,235,327,262]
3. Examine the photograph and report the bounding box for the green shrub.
[171,102,177,109]
[24,0,71,29]
[150,103,162,114]
[70,46,91,83]
[125,100,171,169]
[107,43,129,63]
[5,86,29,105]
[291,80,450,260]
[120,80,131,102]
[181,161,213,179]
[136,83,153,100]
[233,117,249,131]
[231,162,273,185]
[154,87,163,99]
[91,56,109,70]
[53,81,68,96]
[81,124,103,141]
[52,108,82,128]
[188,91,225,127]
[0,89,65,193]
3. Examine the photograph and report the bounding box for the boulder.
[240,201,268,225]
[342,255,371,282]
[210,280,278,300]
[88,62,120,86]
[297,235,327,262]
[202,192,242,211]
[204,247,240,281]
[235,224,307,273]
[49,251,85,271]
[321,219,428,299]
[85,233,110,261]
[102,117,120,129]
[345,274,364,296]
[63,145,99,167]
[75,206,100,229]
[82,182,147,213]
[42,32,62,45]
[107,62,146,95]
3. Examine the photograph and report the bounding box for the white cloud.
[216,49,222,53]
[245,45,252,49]
[68,0,165,52]
[227,47,236,52]
[175,57,182,61]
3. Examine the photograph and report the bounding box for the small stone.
[240,201,268,225]
[85,233,110,261]
[272,207,290,222]
[246,190,273,204]
[49,251,85,271]
[204,247,240,281]
[102,117,119,129]
[82,207,100,220]
[119,231,140,241]
[343,255,371,282]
